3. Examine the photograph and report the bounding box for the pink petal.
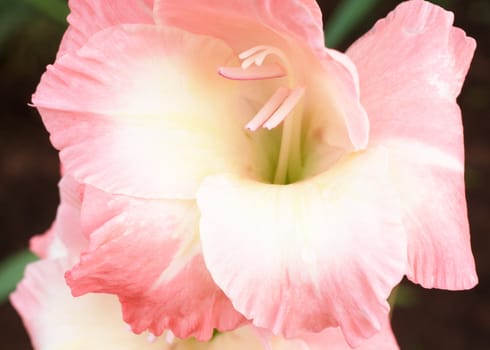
[10,258,172,349]
[66,186,245,340]
[197,148,406,347]
[305,49,369,154]
[30,175,86,259]
[154,0,324,54]
[346,0,477,289]
[58,0,154,58]
[33,24,255,200]
[304,316,399,350]
[29,229,55,259]
[53,175,87,257]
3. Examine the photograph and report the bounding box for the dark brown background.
[0,1,488,349]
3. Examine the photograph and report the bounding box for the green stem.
[272,104,304,185]
[273,116,294,184]
[287,102,304,183]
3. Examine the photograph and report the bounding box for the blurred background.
[0,0,488,349]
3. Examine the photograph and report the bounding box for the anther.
[263,86,305,130]
[246,87,290,130]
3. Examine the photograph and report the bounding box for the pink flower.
[30,0,477,347]
[11,175,399,349]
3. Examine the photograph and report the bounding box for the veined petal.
[10,258,171,350]
[34,24,255,199]
[58,0,154,58]
[197,148,406,347]
[66,186,245,340]
[346,0,477,289]
[154,0,324,53]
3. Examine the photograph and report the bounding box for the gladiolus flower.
[29,0,477,347]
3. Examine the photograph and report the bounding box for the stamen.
[263,86,305,130]
[218,63,286,80]
[245,87,290,131]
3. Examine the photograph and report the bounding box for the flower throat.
[218,45,305,185]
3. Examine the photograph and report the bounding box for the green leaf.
[325,0,381,48]
[388,284,419,311]
[0,1,31,47]
[0,0,68,48]
[22,0,69,26]
[0,250,38,303]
